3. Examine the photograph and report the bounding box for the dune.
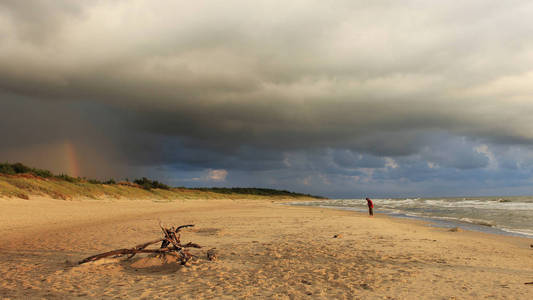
[0,195,532,299]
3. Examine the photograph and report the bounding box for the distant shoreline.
[0,162,324,201]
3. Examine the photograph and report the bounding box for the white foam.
[459,217,494,227]
[497,227,533,237]
[293,198,533,238]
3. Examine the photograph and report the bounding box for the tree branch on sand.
[78,224,201,265]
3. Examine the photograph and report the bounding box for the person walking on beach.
[366,198,374,216]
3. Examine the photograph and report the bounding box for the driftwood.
[79,224,201,265]
[525,282,533,285]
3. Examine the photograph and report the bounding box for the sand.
[0,196,532,299]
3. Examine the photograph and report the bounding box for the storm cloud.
[2,1,533,197]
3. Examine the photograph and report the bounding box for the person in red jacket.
[366,198,374,216]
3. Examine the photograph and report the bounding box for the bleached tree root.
[79,224,201,265]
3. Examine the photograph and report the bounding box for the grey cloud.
[0,0,88,43]
[418,135,490,170]
[332,150,385,169]
[3,1,533,196]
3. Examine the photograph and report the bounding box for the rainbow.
[64,141,80,178]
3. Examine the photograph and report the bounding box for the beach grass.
[0,174,323,201]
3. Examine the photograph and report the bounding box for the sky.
[2,1,533,198]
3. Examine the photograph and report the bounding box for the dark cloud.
[3,1,533,196]
[332,150,385,169]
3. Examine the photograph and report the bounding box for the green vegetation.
[193,187,326,198]
[0,162,325,200]
[0,162,54,178]
[55,174,79,183]
[133,177,170,190]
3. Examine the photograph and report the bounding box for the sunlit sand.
[1,196,531,299]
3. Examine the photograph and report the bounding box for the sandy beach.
[1,196,532,299]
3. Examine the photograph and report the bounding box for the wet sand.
[0,196,532,299]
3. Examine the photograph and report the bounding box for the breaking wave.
[290,196,533,238]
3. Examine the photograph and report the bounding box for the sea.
[290,196,533,239]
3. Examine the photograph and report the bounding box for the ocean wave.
[497,227,533,237]
[413,215,495,227]
[458,217,495,227]
[295,199,533,213]
[289,199,533,238]
[339,198,533,210]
